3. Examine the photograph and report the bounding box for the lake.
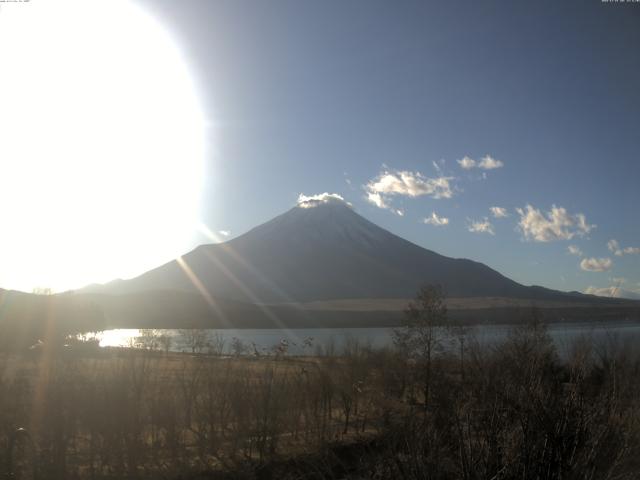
[91,320,640,356]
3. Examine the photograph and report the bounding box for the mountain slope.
[87,198,605,304]
[0,288,105,349]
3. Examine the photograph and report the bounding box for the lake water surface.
[94,321,640,356]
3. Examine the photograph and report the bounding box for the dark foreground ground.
[1,319,640,479]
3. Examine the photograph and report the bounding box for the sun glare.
[0,0,206,293]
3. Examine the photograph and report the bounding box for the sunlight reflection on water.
[98,329,141,347]
[88,321,640,357]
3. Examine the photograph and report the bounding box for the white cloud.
[567,245,583,256]
[468,218,495,235]
[585,285,640,300]
[516,204,595,242]
[366,191,387,209]
[218,230,231,237]
[580,257,612,272]
[608,239,639,256]
[297,192,351,209]
[365,169,454,214]
[585,286,616,297]
[423,212,449,226]
[366,170,454,199]
[457,155,504,170]
[490,206,509,218]
[478,155,504,170]
[457,156,476,170]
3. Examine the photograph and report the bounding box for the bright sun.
[0,0,206,293]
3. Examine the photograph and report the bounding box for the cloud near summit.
[297,192,351,208]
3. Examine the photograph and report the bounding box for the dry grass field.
[1,317,640,479]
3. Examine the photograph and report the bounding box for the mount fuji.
[88,197,558,302]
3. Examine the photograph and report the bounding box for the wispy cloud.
[608,239,640,256]
[468,218,495,235]
[365,168,454,215]
[608,239,622,256]
[516,204,594,242]
[297,192,351,208]
[423,212,449,226]
[365,191,404,216]
[580,257,612,272]
[490,206,509,218]
[218,230,231,237]
[432,159,446,173]
[457,155,504,170]
[567,245,583,256]
[343,171,354,188]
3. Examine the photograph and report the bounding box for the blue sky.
[139,0,640,297]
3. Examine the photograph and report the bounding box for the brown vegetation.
[0,292,639,479]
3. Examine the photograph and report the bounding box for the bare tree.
[393,285,447,409]
[230,337,248,357]
[136,329,160,351]
[207,332,226,356]
[179,329,209,354]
